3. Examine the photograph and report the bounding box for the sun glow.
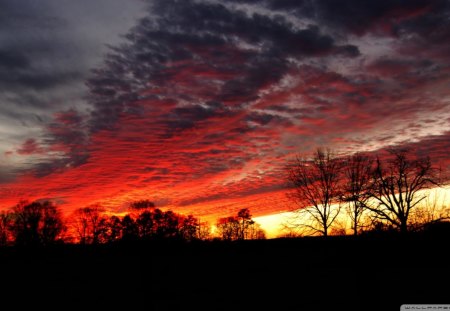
[253,212,293,238]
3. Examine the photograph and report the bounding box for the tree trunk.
[400,221,408,234]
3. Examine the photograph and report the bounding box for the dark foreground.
[1,232,449,311]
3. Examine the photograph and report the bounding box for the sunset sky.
[0,0,449,235]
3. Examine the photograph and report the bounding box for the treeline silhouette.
[0,199,265,246]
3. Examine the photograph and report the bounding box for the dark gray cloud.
[164,102,235,133]
[0,50,30,70]
[0,0,145,177]
[257,0,441,34]
[0,1,78,93]
[225,0,450,57]
[87,0,360,135]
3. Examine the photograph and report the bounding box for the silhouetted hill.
[1,232,448,310]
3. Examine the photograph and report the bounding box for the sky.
[0,0,449,233]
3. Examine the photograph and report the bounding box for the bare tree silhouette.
[247,221,266,240]
[101,215,122,243]
[156,210,182,239]
[121,214,138,241]
[216,216,240,241]
[237,208,252,240]
[72,205,106,244]
[341,153,374,236]
[180,215,200,241]
[197,221,212,240]
[365,149,438,234]
[136,210,155,239]
[216,209,265,240]
[287,148,342,237]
